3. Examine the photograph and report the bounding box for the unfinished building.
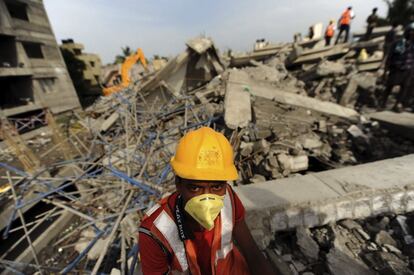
[60,39,102,87]
[0,0,80,121]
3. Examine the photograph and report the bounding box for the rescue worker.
[335,6,355,44]
[365,8,379,40]
[383,22,399,59]
[325,20,336,46]
[380,23,414,111]
[308,26,315,40]
[138,127,275,275]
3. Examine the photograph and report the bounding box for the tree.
[114,46,133,64]
[383,0,414,26]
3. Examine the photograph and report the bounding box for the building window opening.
[74,49,82,55]
[22,42,44,59]
[90,61,95,67]
[5,1,29,21]
[0,35,18,67]
[39,78,56,94]
[0,76,34,109]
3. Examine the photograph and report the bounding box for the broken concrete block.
[347,125,365,138]
[250,174,266,184]
[327,247,376,275]
[339,219,362,231]
[363,251,414,275]
[300,135,323,150]
[375,230,397,247]
[253,127,272,140]
[355,228,371,241]
[253,139,270,154]
[340,73,377,107]
[296,226,319,261]
[224,77,252,129]
[266,249,294,275]
[301,60,347,81]
[316,60,346,76]
[383,244,402,255]
[291,260,306,272]
[243,63,284,83]
[186,37,213,54]
[250,229,271,250]
[75,228,109,260]
[100,112,120,132]
[240,142,254,157]
[110,268,121,275]
[266,154,279,169]
[277,154,309,173]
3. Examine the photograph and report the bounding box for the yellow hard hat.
[170,127,238,181]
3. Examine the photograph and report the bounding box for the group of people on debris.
[323,6,373,46]
[323,6,414,112]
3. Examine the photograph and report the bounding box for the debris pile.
[0,29,414,274]
[267,212,414,275]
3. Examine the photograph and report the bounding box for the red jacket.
[139,185,250,275]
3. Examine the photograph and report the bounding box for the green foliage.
[114,46,133,64]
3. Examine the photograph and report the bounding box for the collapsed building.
[60,39,102,88]
[0,17,414,275]
[0,0,81,128]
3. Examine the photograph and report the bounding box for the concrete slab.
[227,70,358,120]
[236,173,340,211]
[314,155,414,194]
[235,154,414,238]
[224,71,252,129]
[289,44,350,66]
[368,111,414,140]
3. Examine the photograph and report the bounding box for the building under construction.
[0,0,80,120]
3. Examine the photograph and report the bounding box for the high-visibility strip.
[216,192,233,261]
[154,210,189,271]
[145,203,160,217]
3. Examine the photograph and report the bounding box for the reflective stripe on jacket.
[140,186,250,275]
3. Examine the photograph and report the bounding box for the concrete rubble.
[266,212,414,275]
[0,24,414,274]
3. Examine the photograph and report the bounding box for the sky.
[44,0,388,64]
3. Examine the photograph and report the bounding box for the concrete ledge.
[368,111,414,140]
[234,154,414,248]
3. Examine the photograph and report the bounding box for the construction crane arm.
[103,48,147,96]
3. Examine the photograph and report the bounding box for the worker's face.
[176,178,227,204]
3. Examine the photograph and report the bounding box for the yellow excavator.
[103,48,148,96]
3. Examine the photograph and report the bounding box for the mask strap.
[174,196,193,241]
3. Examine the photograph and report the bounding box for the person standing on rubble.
[325,20,336,46]
[380,23,414,111]
[383,22,399,59]
[335,6,355,44]
[365,8,379,40]
[138,127,275,275]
